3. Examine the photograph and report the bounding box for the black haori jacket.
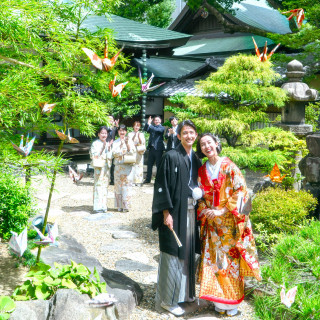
[152,143,202,259]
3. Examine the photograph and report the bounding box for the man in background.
[164,116,180,152]
[143,115,165,184]
[106,115,119,185]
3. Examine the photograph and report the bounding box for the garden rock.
[10,300,50,320]
[101,267,143,305]
[115,259,156,272]
[252,179,274,194]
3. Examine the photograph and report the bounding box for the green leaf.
[0,296,15,313]
[61,279,77,289]
[35,284,51,300]
[0,313,10,320]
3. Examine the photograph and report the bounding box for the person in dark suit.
[143,115,165,183]
[164,116,180,152]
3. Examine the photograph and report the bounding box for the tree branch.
[202,0,277,38]
[0,54,36,69]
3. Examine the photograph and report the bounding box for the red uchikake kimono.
[197,157,261,306]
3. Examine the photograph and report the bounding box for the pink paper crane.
[82,39,124,72]
[33,223,58,246]
[280,285,298,308]
[68,165,83,184]
[252,37,281,62]
[138,67,165,93]
[11,134,36,156]
[282,8,305,28]
[108,74,128,98]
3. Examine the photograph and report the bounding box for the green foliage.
[0,296,15,320]
[254,220,320,320]
[0,168,36,240]
[305,102,320,132]
[13,261,107,301]
[251,188,317,248]
[111,0,175,28]
[221,146,287,171]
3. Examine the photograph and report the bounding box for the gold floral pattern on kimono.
[90,139,111,211]
[197,157,261,304]
[128,131,145,184]
[112,138,136,210]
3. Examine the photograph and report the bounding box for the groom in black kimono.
[152,120,202,316]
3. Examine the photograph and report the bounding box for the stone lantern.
[276,60,319,192]
[277,59,317,136]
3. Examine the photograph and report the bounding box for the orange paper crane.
[82,39,124,72]
[55,129,79,144]
[109,74,128,98]
[282,8,305,29]
[252,37,280,62]
[265,163,286,183]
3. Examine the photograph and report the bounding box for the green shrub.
[251,187,317,248]
[13,261,106,301]
[221,146,287,171]
[254,221,320,320]
[0,168,36,240]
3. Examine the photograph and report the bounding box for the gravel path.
[1,161,265,319]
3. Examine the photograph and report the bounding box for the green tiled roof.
[134,57,204,79]
[234,2,291,34]
[80,14,191,44]
[173,35,274,57]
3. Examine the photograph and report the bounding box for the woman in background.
[112,124,136,212]
[196,133,261,317]
[128,121,146,186]
[90,126,112,213]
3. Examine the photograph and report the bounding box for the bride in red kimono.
[196,133,261,317]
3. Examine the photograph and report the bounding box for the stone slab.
[112,231,138,239]
[115,259,156,272]
[122,252,149,264]
[83,212,113,221]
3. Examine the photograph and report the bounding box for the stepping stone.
[112,231,138,239]
[115,259,156,272]
[122,252,149,264]
[83,212,113,221]
[101,225,130,234]
[68,210,90,216]
[101,240,142,252]
[180,299,211,316]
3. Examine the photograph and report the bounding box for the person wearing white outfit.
[112,124,136,212]
[90,126,112,213]
[128,121,146,186]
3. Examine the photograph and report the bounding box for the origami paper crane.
[87,293,117,308]
[108,74,128,98]
[11,134,36,156]
[55,129,79,143]
[282,8,305,28]
[39,102,56,114]
[138,67,165,93]
[264,163,286,183]
[82,39,124,72]
[252,37,280,62]
[33,222,58,246]
[8,227,28,257]
[68,165,83,184]
[280,285,298,308]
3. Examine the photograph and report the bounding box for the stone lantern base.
[274,122,313,137]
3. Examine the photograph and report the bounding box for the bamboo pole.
[36,140,64,263]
